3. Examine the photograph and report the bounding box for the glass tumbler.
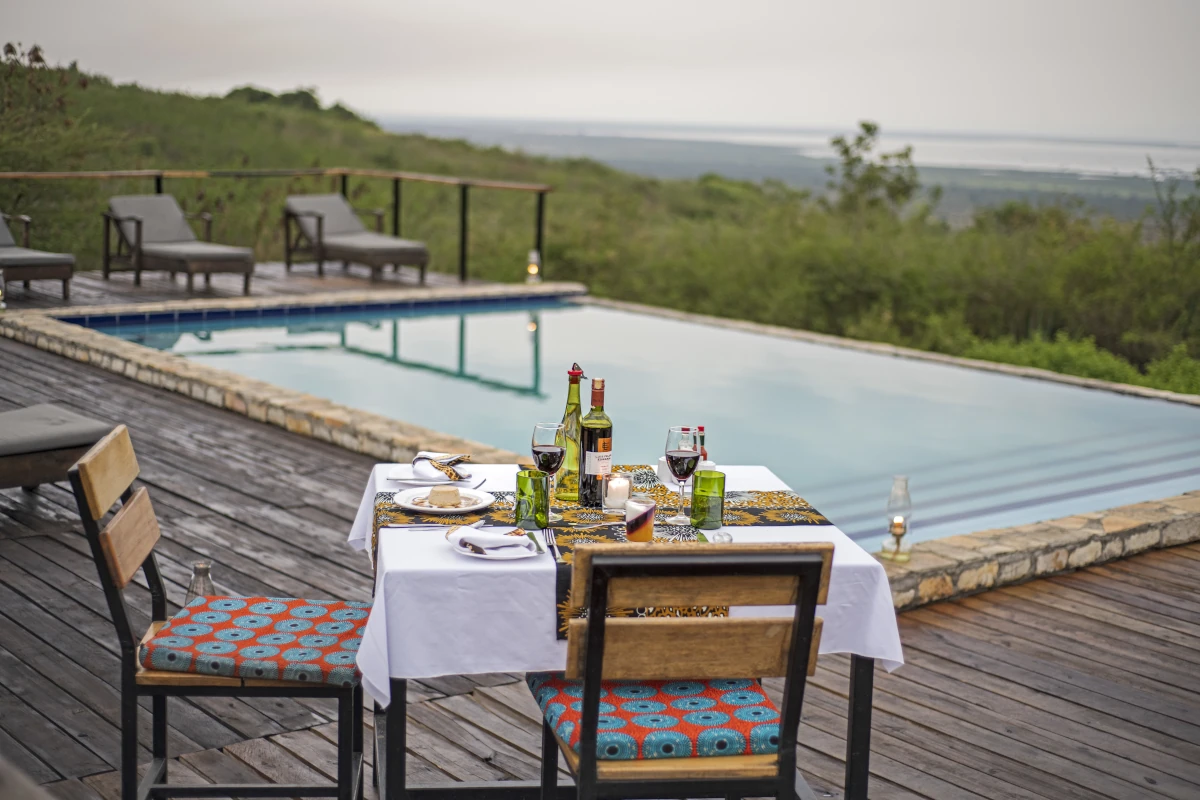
[624,495,656,542]
[515,469,550,531]
[602,472,633,516]
[690,470,726,530]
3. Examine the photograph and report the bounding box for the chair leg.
[62,279,70,301]
[21,485,39,492]
[317,255,325,277]
[243,271,252,296]
[343,260,350,271]
[23,280,29,289]
[153,695,168,783]
[204,273,212,288]
[419,263,427,286]
[371,267,382,283]
[540,720,558,800]
[186,273,194,292]
[338,689,354,800]
[121,688,138,800]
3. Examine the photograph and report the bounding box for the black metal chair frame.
[541,549,826,800]
[102,208,252,293]
[283,205,427,284]
[67,462,363,800]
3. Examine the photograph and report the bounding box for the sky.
[7,0,1199,142]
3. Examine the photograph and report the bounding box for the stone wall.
[883,492,1200,610]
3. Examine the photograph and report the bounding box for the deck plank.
[3,329,1200,799]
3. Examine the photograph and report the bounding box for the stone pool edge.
[578,296,1200,409]
[0,282,588,463]
[881,492,1200,610]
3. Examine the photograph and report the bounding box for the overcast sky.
[8,0,1199,141]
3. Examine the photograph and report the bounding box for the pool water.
[98,299,1200,550]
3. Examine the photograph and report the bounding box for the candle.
[889,515,906,535]
[604,474,631,509]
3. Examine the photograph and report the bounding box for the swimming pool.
[92,298,1200,550]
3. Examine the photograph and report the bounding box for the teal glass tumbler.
[690,470,726,530]
[515,469,550,530]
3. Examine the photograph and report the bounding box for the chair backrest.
[0,214,14,248]
[285,194,365,239]
[565,542,831,783]
[68,425,168,649]
[109,195,196,244]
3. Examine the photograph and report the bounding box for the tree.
[821,121,932,217]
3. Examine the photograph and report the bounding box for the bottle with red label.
[578,378,613,507]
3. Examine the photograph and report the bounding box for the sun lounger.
[0,404,112,492]
[0,212,74,300]
[284,193,429,283]
[103,195,255,294]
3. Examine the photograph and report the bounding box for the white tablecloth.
[349,464,904,706]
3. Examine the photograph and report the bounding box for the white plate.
[452,539,540,560]
[393,487,495,515]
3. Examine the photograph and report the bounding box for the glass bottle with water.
[184,561,215,606]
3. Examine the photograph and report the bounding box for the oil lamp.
[526,249,542,284]
[879,476,912,562]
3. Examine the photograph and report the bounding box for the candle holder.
[526,249,542,284]
[879,475,912,563]
[602,471,632,516]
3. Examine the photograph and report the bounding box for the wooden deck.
[3,335,1200,800]
[3,261,473,311]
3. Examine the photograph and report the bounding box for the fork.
[542,530,560,560]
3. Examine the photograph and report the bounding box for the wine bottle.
[698,425,708,461]
[556,363,584,502]
[579,378,613,507]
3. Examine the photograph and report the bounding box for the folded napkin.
[445,526,535,554]
[388,452,473,483]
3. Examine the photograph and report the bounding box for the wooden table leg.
[843,655,875,800]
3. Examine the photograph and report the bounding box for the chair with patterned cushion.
[526,541,832,800]
[67,425,364,800]
[283,194,429,283]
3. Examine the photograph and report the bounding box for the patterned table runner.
[371,465,831,638]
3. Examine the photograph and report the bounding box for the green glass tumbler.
[515,469,550,530]
[690,470,725,530]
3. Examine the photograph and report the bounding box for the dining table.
[347,463,904,800]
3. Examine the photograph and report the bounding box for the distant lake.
[383,118,1200,178]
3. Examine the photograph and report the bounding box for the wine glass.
[664,426,701,525]
[532,422,566,523]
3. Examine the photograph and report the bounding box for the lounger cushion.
[526,673,781,760]
[139,595,369,685]
[109,195,197,244]
[140,241,254,264]
[0,247,75,268]
[321,232,429,263]
[286,194,366,239]
[0,404,111,458]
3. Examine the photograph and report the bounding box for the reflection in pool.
[100,299,1200,550]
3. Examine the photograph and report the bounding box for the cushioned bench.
[0,404,112,492]
[0,212,74,301]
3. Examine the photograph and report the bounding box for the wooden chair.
[102,195,255,294]
[283,194,429,283]
[67,426,364,800]
[0,211,74,300]
[527,542,832,800]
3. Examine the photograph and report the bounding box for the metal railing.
[0,167,552,282]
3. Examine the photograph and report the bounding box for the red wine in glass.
[666,450,701,482]
[531,444,566,474]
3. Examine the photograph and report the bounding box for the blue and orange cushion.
[139,596,369,685]
[526,672,781,760]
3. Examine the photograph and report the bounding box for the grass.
[3,50,1200,394]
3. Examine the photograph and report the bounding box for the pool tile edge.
[0,308,524,465]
